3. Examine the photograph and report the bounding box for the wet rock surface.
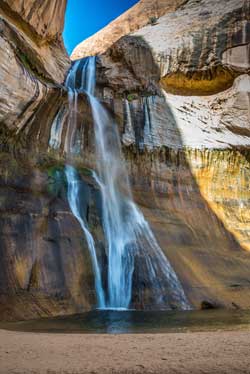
[70,0,250,312]
[1,0,250,320]
[0,159,106,321]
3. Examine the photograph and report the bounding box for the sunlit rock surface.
[130,149,250,309]
[104,75,250,150]
[0,0,70,132]
[132,0,249,96]
[2,0,67,40]
[97,0,249,95]
[89,0,250,309]
[71,0,188,60]
[1,0,250,320]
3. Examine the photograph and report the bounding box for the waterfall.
[143,97,154,149]
[65,165,105,308]
[52,59,106,308]
[122,99,136,146]
[50,56,190,310]
[80,57,96,95]
[81,57,190,310]
[49,107,67,150]
[89,97,135,308]
[64,88,78,154]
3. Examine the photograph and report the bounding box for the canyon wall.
[71,0,188,60]
[0,0,70,132]
[77,0,250,309]
[0,0,80,320]
[0,0,250,320]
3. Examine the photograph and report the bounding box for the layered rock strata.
[97,0,250,96]
[0,0,70,132]
[71,0,188,60]
[71,0,250,309]
[1,0,250,320]
[0,0,76,320]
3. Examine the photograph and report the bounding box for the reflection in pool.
[1,309,250,334]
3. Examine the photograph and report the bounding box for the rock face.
[132,0,250,96]
[0,164,97,320]
[1,0,250,320]
[0,0,70,133]
[0,0,75,320]
[71,0,188,60]
[71,0,250,309]
[97,0,249,95]
[1,0,67,40]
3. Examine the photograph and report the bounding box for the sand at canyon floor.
[0,329,250,373]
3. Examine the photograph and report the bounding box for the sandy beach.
[0,329,250,374]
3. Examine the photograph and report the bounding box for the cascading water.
[50,56,190,310]
[85,58,189,309]
[50,58,106,309]
[122,100,135,146]
[90,98,136,308]
[65,165,105,308]
[49,107,67,150]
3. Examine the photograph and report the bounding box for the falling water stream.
[65,165,105,308]
[51,56,190,310]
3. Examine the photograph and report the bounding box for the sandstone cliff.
[1,0,250,320]
[71,0,188,60]
[72,0,250,309]
[0,0,75,320]
[2,0,67,40]
[0,0,70,132]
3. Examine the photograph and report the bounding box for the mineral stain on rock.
[0,0,250,321]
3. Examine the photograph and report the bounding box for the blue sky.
[63,0,139,55]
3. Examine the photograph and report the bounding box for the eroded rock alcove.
[0,0,250,320]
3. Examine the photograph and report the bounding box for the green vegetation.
[47,165,66,197]
[148,16,158,25]
[127,93,137,102]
